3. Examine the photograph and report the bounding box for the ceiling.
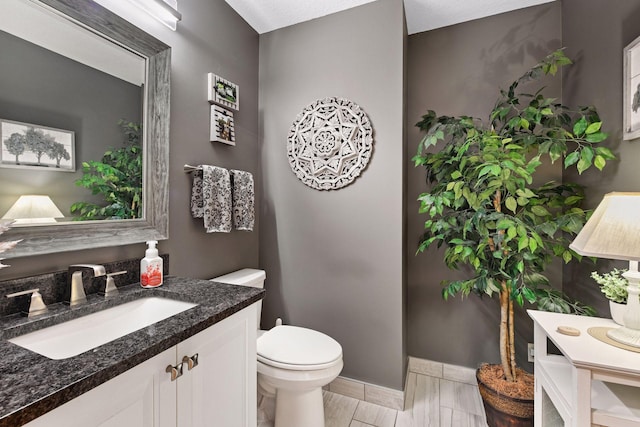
[224,0,556,35]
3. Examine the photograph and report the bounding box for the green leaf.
[496,219,514,230]
[594,155,606,171]
[564,151,579,168]
[531,205,550,216]
[573,117,588,136]
[595,146,616,160]
[478,165,494,178]
[562,250,572,264]
[585,121,602,134]
[522,287,536,304]
[505,196,518,213]
[518,236,529,251]
[577,148,594,174]
[586,132,608,143]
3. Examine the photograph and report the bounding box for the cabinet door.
[177,304,257,427]
[25,347,177,427]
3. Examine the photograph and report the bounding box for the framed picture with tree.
[0,119,75,171]
[624,34,640,140]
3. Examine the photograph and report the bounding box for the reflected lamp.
[570,192,640,347]
[2,195,64,224]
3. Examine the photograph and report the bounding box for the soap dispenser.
[140,240,163,288]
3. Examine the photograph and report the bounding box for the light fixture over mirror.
[130,0,181,30]
[95,0,181,30]
[1,0,170,258]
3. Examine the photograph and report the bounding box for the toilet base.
[275,387,325,427]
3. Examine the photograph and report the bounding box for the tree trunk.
[499,282,514,382]
[509,297,517,380]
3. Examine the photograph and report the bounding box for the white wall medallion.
[287,97,373,190]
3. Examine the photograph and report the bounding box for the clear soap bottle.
[140,240,163,288]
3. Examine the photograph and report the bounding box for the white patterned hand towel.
[190,169,205,218]
[190,165,232,233]
[230,169,255,231]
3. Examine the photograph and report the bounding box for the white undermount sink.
[8,297,197,360]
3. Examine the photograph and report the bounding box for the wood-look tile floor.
[324,371,488,427]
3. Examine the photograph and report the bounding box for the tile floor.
[324,361,488,427]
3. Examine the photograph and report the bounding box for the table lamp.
[570,192,640,347]
[1,195,64,224]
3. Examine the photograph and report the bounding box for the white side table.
[528,310,640,426]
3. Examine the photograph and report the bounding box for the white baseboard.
[327,376,405,411]
[326,357,478,412]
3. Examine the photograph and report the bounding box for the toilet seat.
[257,325,342,371]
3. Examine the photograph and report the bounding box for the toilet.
[212,269,343,427]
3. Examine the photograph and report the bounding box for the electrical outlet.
[527,343,535,362]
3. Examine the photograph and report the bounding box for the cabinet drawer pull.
[182,353,199,370]
[166,363,183,381]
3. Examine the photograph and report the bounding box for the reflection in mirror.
[1,0,170,258]
[0,0,145,223]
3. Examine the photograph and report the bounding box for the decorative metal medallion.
[287,97,373,190]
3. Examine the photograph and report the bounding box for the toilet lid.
[257,325,342,367]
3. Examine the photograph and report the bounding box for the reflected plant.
[71,120,142,220]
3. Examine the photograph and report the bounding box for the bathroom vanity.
[0,277,264,426]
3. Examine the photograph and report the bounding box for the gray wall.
[562,0,640,313]
[0,30,141,217]
[406,3,562,369]
[259,0,406,389]
[2,0,260,281]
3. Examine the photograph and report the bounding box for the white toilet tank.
[212,268,266,330]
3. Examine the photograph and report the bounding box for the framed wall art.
[207,73,239,111]
[210,105,236,145]
[0,118,75,171]
[624,34,640,140]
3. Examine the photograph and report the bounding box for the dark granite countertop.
[0,276,264,426]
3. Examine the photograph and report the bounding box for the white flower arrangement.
[0,220,21,269]
[591,269,628,304]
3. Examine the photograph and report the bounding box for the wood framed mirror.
[1,0,170,258]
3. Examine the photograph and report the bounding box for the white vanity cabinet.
[25,303,257,427]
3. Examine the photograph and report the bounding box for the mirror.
[1,0,170,258]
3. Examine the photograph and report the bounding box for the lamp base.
[606,326,640,348]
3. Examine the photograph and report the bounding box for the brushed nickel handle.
[182,353,199,370]
[166,363,183,381]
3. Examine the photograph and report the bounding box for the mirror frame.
[4,0,170,258]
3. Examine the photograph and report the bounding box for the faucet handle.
[102,271,127,298]
[6,289,49,318]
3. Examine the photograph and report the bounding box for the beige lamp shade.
[2,195,64,224]
[570,192,640,261]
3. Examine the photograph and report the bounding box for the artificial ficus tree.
[414,50,612,382]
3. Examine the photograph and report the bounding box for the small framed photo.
[0,119,75,171]
[208,73,239,110]
[624,34,640,140]
[210,105,236,146]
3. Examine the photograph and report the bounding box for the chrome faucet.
[68,264,106,306]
